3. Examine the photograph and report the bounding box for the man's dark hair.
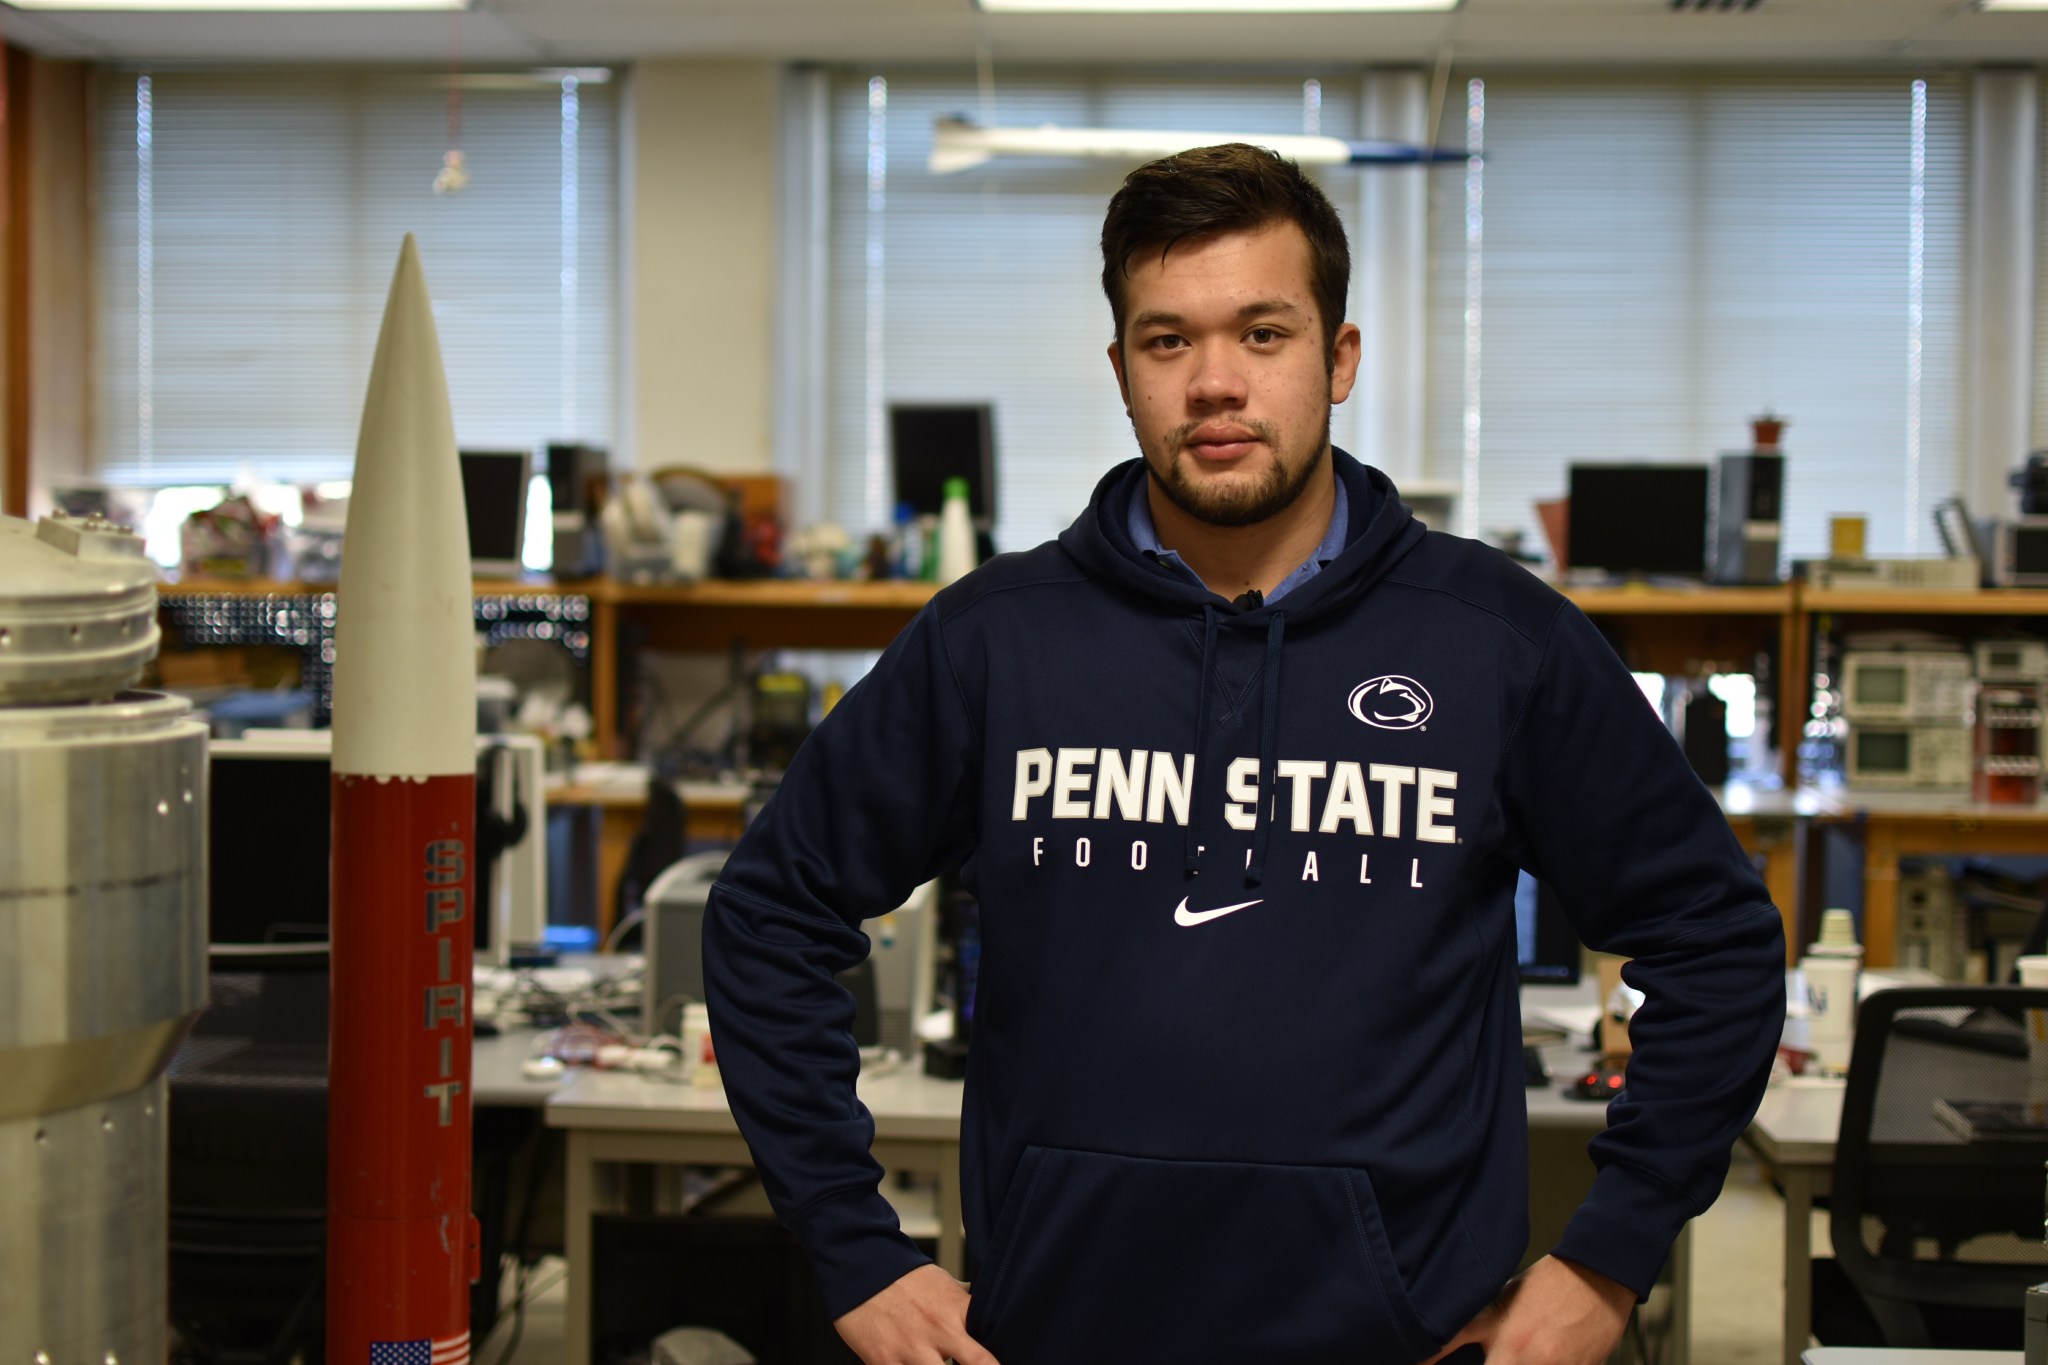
[1100,142,1351,363]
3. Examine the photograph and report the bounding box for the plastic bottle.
[893,501,921,580]
[1801,907,1862,1077]
[682,1002,720,1089]
[936,476,977,585]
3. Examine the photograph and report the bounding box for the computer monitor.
[207,731,547,964]
[459,448,533,578]
[545,442,608,517]
[1567,464,1710,579]
[207,736,333,946]
[890,404,996,527]
[1515,871,1582,985]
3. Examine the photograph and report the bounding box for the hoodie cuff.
[1551,1163,1695,1302]
[794,1186,935,1321]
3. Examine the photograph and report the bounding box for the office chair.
[1809,984,2048,1349]
[612,775,690,948]
[169,944,331,1365]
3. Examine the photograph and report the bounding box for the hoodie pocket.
[966,1145,1440,1365]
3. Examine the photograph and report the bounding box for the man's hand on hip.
[1422,1254,1635,1365]
[833,1263,1003,1365]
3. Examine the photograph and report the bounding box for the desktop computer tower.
[643,861,935,1051]
[1711,453,1784,585]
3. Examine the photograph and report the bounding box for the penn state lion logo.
[1348,675,1433,731]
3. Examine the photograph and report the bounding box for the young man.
[704,144,1784,1365]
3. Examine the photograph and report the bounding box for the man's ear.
[1329,321,1363,406]
[1106,338,1132,413]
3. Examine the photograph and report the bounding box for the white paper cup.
[1804,956,1859,1076]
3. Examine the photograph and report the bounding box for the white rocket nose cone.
[331,234,478,779]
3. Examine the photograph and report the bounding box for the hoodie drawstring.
[1246,610,1287,886]
[1183,602,1221,875]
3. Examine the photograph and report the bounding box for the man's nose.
[1186,347,1248,407]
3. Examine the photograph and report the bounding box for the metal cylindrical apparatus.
[0,513,207,1363]
[327,234,480,1364]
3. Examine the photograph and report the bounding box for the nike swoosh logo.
[1173,896,1265,927]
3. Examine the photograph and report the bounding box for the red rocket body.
[328,774,479,1360]
[328,234,481,1363]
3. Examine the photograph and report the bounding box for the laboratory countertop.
[534,1044,1626,1137]
[1713,781,2048,822]
[545,1055,964,1140]
[545,762,751,810]
[1747,1077,1849,1165]
[473,1027,569,1109]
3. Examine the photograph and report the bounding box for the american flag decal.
[370,1335,468,1365]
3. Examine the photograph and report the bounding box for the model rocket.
[328,234,480,1364]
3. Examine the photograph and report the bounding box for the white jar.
[681,1002,720,1088]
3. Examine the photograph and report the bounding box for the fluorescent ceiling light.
[8,0,465,9]
[1977,0,2048,8]
[977,0,1457,11]
[930,117,1468,174]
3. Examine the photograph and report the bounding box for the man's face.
[1107,220,1362,529]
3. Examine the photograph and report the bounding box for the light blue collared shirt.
[1126,470,1349,606]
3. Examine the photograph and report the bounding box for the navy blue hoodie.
[703,450,1785,1364]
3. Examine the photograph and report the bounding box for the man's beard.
[1139,408,1332,530]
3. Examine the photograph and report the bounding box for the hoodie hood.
[1056,446,1428,886]
[1058,445,1427,625]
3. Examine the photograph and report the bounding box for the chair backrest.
[1832,985,2048,1332]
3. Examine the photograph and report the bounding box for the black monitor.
[545,442,607,516]
[1568,464,1710,579]
[207,745,333,947]
[207,737,541,960]
[459,448,532,577]
[1515,871,1582,984]
[890,404,996,527]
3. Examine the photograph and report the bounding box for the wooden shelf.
[603,579,937,609]
[1801,587,2048,615]
[160,575,939,609]
[1565,584,1794,616]
[160,575,590,598]
[151,574,940,759]
[160,576,335,596]
[161,576,2048,791]
[609,579,932,656]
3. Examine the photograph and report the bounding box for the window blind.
[2033,83,2048,458]
[95,69,616,486]
[825,69,1365,555]
[1425,74,1966,563]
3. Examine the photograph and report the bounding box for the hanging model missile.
[328,234,480,1365]
[928,115,1474,175]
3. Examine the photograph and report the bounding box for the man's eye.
[1150,335,1186,351]
[1247,327,1280,345]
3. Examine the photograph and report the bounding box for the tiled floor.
[484,1146,1799,1365]
[482,1258,569,1365]
[1692,1146,1803,1363]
